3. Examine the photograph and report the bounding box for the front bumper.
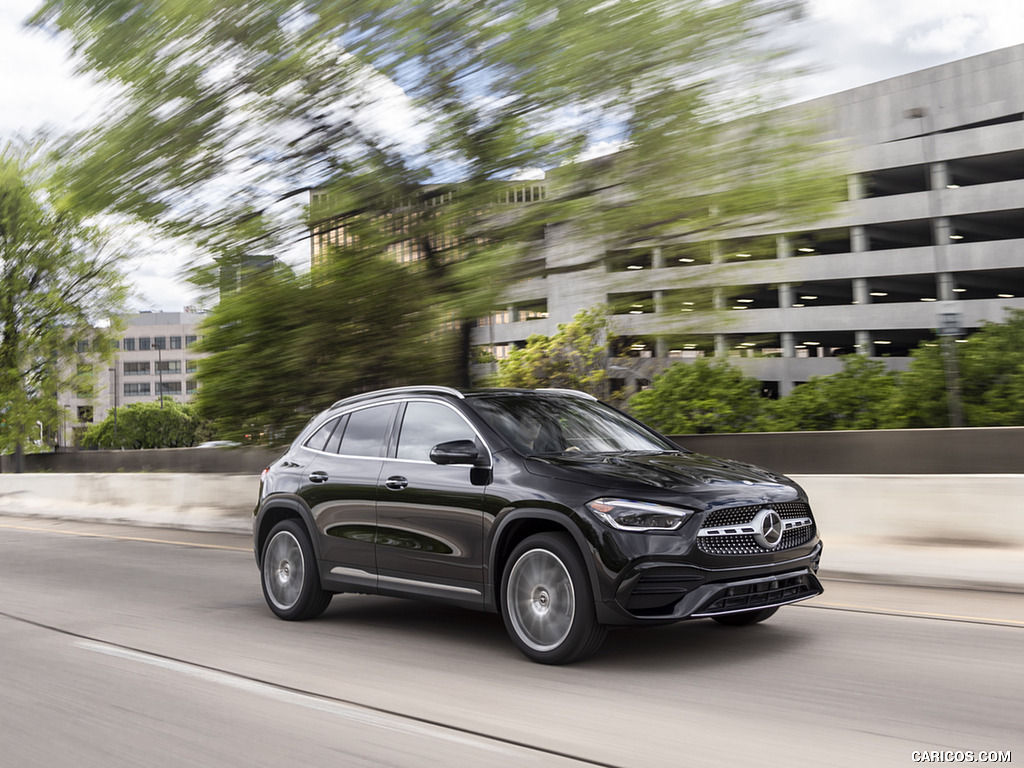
[596,542,824,625]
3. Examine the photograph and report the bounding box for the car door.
[298,403,398,590]
[375,399,489,603]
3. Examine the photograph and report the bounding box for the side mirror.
[429,439,484,466]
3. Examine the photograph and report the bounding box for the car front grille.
[697,501,815,555]
[694,572,821,616]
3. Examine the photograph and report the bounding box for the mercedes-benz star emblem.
[752,508,784,549]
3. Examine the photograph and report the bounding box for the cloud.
[0,1,110,139]
[794,0,1024,100]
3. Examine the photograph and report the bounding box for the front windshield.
[468,394,678,456]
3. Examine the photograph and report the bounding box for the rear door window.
[338,404,396,458]
[304,416,342,452]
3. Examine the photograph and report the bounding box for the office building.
[470,45,1024,395]
[60,311,208,446]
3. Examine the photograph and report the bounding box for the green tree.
[491,307,611,397]
[628,358,765,434]
[887,344,948,428]
[763,354,899,431]
[31,0,843,380]
[891,309,1024,427]
[195,246,452,443]
[0,140,129,467]
[78,400,213,449]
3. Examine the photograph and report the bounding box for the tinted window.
[323,414,348,454]
[397,402,478,461]
[305,417,342,452]
[469,395,676,455]
[339,405,396,457]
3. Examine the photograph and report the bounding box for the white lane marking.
[77,640,517,756]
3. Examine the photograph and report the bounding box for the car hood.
[525,451,799,499]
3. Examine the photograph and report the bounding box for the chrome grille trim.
[698,517,814,538]
[696,503,816,555]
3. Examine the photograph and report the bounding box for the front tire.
[260,519,332,621]
[500,532,606,664]
[711,606,779,626]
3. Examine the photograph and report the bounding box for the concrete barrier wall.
[1,472,1022,549]
[670,427,1024,475]
[0,446,285,475]
[4,426,1023,476]
[791,475,1024,548]
[0,473,259,533]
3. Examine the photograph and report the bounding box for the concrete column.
[847,173,865,201]
[930,161,949,191]
[655,337,669,358]
[853,278,869,305]
[779,283,794,309]
[936,273,956,302]
[851,225,869,253]
[930,218,956,301]
[776,234,791,259]
[710,241,723,265]
[782,331,795,358]
[714,334,728,357]
[652,246,664,269]
[856,330,872,355]
[654,290,664,314]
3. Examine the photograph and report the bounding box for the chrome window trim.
[301,401,398,459]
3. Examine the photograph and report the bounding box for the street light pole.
[157,345,164,409]
[109,366,118,442]
[909,106,965,427]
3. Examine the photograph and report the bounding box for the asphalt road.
[0,516,1020,768]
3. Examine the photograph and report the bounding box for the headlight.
[586,498,694,532]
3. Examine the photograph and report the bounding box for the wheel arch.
[486,508,601,613]
[254,496,320,566]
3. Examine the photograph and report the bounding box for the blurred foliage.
[890,309,1024,428]
[627,309,1024,433]
[628,358,765,434]
[761,354,899,431]
[195,246,454,443]
[78,400,213,449]
[491,307,611,397]
[0,139,129,461]
[30,0,845,383]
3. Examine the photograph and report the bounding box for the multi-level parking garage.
[470,44,1024,395]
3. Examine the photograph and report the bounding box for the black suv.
[254,386,823,664]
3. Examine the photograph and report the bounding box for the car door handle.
[385,476,408,490]
[308,471,329,483]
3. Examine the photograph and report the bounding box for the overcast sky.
[1,0,1023,312]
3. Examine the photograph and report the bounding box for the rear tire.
[711,606,779,626]
[260,519,332,621]
[501,532,606,664]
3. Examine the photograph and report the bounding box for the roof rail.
[535,388,598,401]
[330,385,464,410]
